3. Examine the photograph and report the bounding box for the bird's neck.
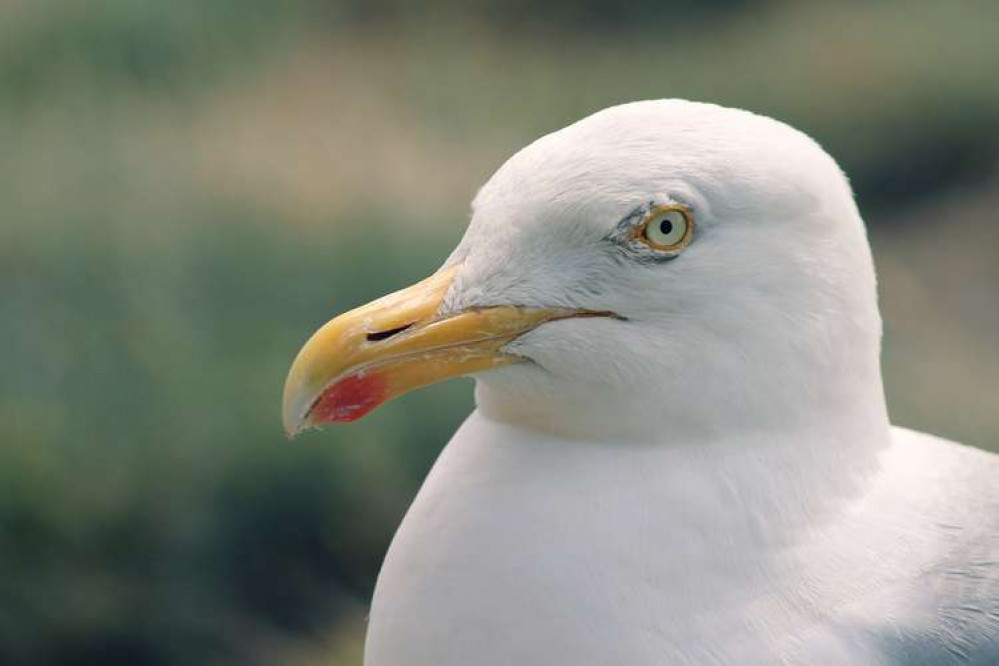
[469,402,891,544]
[473,353,894,541]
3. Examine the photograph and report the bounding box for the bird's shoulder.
[814,427,999,664]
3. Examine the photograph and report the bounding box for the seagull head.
[283,100,886,441]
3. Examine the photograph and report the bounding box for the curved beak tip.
[281,396,307,439]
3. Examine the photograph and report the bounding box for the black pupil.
[659,219,674,236]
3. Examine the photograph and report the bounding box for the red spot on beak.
[310,373,388,424]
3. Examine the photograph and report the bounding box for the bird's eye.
[637,205,693,252]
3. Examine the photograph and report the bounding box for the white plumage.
[359,100,998,665]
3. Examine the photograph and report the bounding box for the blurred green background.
[2,1,997,664]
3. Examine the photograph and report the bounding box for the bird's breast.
[362,412,801,666]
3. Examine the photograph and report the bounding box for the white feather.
[365,100,999,665]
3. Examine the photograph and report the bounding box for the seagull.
[281,100,998,665]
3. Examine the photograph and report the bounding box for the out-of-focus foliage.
[1,1,997,664]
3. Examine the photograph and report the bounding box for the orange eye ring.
[633,204,694,252]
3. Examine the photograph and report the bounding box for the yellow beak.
[281,263,614,437]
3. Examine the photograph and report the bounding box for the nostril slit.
[366,323,414,342]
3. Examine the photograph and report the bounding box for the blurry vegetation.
[1,1,997,664]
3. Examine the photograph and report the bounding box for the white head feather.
[441,99,888,442]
